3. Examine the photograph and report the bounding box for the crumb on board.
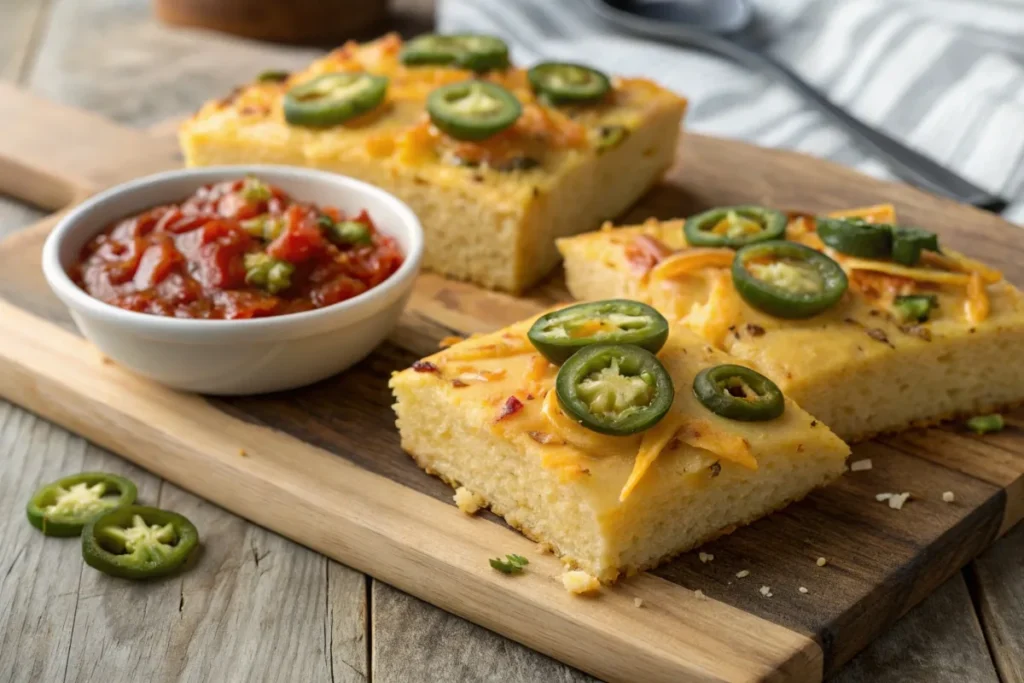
[238,448,248,457]
[759,586,773,598]
[693,589,707,600]
[876,492,893,502]
[633,597,644,608]
[100,355,114,365]
[888,492,911,510]
[850,459,873,472]
[562,570,601,595]
[535,542,554,555]
[736,570,750,579]
[816,557,827,567]
[799,586,809,594]
[942,491,956,503]
[453,486,486,515]
[698,552,714,564]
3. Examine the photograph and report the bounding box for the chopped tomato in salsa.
[71,177,404,319]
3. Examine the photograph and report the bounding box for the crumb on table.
[562,570,601,595]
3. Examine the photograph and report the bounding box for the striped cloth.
[438,0,1024,224]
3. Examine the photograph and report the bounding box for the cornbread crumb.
[759,586,773,598]
[850,459,873,472]
[535,542,554,555]
[453,486,486,515]
[698,552,714,564]
[816,557,827,567]
[238,448,248,457]
[876,493,893,502]
[562,570,601,595]
[633,597,644,608]
[942,491,956,503]
[799,586,809,594]
[736,570,750,579]
[888,492,911,510]
[693,589,706,600]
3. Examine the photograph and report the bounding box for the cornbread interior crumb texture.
[390,317,849,582]
[180,35,687,292]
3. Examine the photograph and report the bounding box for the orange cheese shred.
[650,248,735,281]
[444,336,534,362]
[965,271,990,324]
[620,417,680,502]
[841,258,972,286]
[922,249,1002,284]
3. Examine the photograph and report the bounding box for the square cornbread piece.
[390,316,849,582]
[180,34,687,293]
[557,205,1024,441]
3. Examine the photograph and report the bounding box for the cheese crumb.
[693,589,706,600]
[736,570,750,579]
[850,459,873,472]
[633,597,644,608]
[798,586,809,594]
[562,570,601,595]
[942,491,956,503]
[875,493,893,502]
[816,557,827,567]
[453,486,486,515]
[698,552,714,564]
[759,585,773,598]
[888,492,911,510]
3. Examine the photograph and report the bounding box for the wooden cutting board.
[1,82,1022,683]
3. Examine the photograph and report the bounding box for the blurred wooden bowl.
[154,0,390,44]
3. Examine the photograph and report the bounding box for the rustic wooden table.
[0,1,1021,682]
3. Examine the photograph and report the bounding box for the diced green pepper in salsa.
[70,177,404,319]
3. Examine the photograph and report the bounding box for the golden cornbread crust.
[180,34,687,292]
[557,208,1024,442]
[390,316,849,583]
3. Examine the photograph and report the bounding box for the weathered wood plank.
[828,573,999,683]
[970,523,1024,683]
[0,0,48,83]
[371,581,598,683]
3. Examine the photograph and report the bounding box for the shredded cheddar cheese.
[444,336,534,362]
[965,271,990,324]
[620,416,681,502]
[841,258,972,286]
[650,248,735,281]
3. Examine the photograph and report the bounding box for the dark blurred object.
[154,0,390,44]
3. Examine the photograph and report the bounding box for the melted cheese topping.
[650,248,735,281]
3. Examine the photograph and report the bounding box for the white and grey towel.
[438,0,1024,224]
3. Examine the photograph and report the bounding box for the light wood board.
[0,82,1022,683]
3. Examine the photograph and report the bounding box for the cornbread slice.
[180,34,687,293]
[557,205,1024,441]
[390,316,849,582]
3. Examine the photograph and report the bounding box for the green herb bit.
[595,125,628,153]
[893,294,938,323]
[244,253,295,294]
[489,553,529,574]
[241,176,273,203]
[327,220,372,247]
[966,414,1004,435]
[241,215,285,241]
[257,70,290,83]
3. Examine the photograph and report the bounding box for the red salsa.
[71,177,404,319]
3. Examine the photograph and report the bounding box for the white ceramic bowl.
[42,166,423,395]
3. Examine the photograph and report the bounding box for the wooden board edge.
[0,298,823,683]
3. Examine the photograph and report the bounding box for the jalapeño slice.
[82,506,199,580]
[427,80,521,141]
[893,294,938,323]
[693,364,784,422]
[528,62,611,105]
[555,344,674,436]
[684,206,787,249]
[528,300,669,364]
[891,226,939,266]
[400,33,510,72]
[732,240,848,319]
[816,217,893,259]
[284,72,388,128]
[27,472,138,537]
